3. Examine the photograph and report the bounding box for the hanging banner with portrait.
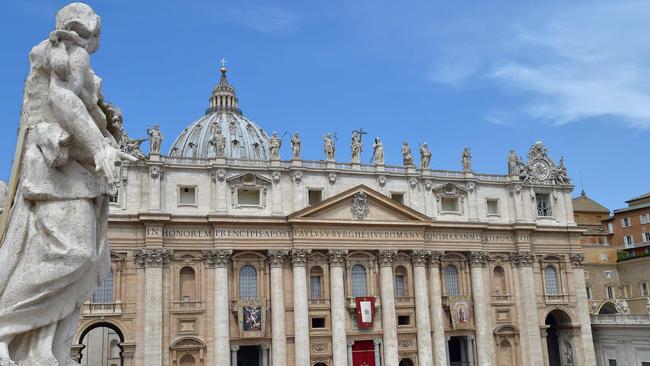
[355,296,376,328]
[243,305,262,331]
[450,298,470,330]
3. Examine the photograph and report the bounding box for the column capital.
[569,253,585,267]
[373,339,382,346]
[230,345,240,352]
[261,343,271,350]
[411,250,430,267]
[134,248,172,268]
[203,249,233,268]
[119,342,136,359]
[328,249,348,267]
[469,251,489,267]
[509,250,535,267]
[428,251,444,266]
[267,249,289,268]
[291,249,312,267]
[377,250,398,267]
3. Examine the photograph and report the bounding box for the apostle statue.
[555,156,570,185]
[507,149,519,176]
[401,141,414,166]
[209,127,226,157]
[147,124,163,154]
[0,4,136,365]
[269,131,282,159]
[290,133,301,159]
[372,137,384,165]
[420,143,432,169]
[351,130,362,162]
[323,133,336,161]
[462,147,472,172]
[120,130,147,160]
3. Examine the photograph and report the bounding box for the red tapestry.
[352,340,375,366]
[354,297,375,328]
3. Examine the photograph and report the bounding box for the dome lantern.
[206,58,241,115]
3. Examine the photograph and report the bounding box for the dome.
[168,63,272,160]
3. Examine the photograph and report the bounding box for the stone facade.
[73,67,595,366]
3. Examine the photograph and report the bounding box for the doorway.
[238,345,260,366]
[352,340,375,366]
[448,336,471,366]
[545,309,574,366]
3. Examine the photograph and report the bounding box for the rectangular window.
[536,194,552,217]
[237,189,260,206]
[441,197,459,213]
[311,317,326,329]
[624,235,634,248]
[109,190,119,204]
[641,282,649,297]
[397,315,410,326]
[310,275,322,299]
[606,285,615,299]
[586,286,592,299]
[395,274,406,297]
[308,189,322,206]
[600,254,609,261]
[641,213,650,224]
[603,271,613,279]
[607,222,614,233]
[391,192,405,204]
[608,360,617,366]
[179,186,196,205]
[623,283,632,298]
[486,199,500,216]
[643,232,650,242]
[621,217,631,227]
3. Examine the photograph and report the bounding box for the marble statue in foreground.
[0,3,135,365]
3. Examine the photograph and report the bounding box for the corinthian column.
[510,250,543,365]
[292,249,312,366]
[328,250,348,366]
[135,248,172,366]
[203,249,233,366]
[378,250,399,366]
[268,250,289,366]
[570,253,596,365]
[469,251,493,366]
[411,251,433,366]
[428,252,448,366]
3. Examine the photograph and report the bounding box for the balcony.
[491,294,514,304]
[308,298,331,308]
[591,314,650,325]
[170,300,205,313]
[395,296,415,307]
[544,294,569,304]
[442,294,470,307]
[346,297,381,309]
[81,300,123,317]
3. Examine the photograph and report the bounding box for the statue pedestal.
[326,161,336,169]
[270,159,281,168]
[213,157,226,166]
[149,153,160,162]
[421,169,431,177]
[406,165,416,174]
[464,171,474,178]
[375,164,385,173]
[291,159,302,167]
[351,161,360,170]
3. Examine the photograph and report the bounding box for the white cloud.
[225,5,303,34]
[431,1,650,129]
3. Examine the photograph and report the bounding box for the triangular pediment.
[288,185,431,224]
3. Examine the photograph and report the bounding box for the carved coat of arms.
[350,192,369,220]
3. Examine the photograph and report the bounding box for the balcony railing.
[170,301,205,312]
[591,314,650,325]
[395,296,415,306]
[491,294,513,303]
[346,297,381,309]
[308,298,331,307]
[544,294,569,304]
[81,301,123,316]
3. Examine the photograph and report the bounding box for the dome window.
[178,186,197,206]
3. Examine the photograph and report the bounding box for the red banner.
[354,297,375,328]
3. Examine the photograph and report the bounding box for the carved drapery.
[134,248,172,268]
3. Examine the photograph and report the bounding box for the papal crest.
[350,191,369,219]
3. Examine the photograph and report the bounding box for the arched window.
[444,265,460,296]
[493,266,507,295]
[394,266,407,297]
[179,355,196,366]
[351,265,368,297]
[179,267,196,301]
[544,265,559,295]
[310,266,323,299]
[239,265,257,299]
[92,270,114,303]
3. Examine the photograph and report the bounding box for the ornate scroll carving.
[350,191,370,220]
[150,166,164,180]
[202,249,232,268]
[267,249,289,268]
[377,250,398,267]
[428,251,444,266]
[134,248,172,268]
[291,249,311,267]
[509,251,535,267]
[569,253,585,267]
[469,251,489,266]
[411,250,430,267]
[328,249,348,267]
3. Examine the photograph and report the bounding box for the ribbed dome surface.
[168,111,271,160]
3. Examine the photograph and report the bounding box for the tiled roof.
[572,191,609,213]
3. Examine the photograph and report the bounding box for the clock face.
[530,159,550,180]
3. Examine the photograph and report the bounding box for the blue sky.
[0,0,648,210]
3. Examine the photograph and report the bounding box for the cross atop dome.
[207,57,241,115]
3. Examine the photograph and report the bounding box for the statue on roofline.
[290,133,301,159]
[0,4,136,365]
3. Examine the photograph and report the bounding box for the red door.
[352,340,375,366]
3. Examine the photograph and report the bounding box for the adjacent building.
[73,65,596,366]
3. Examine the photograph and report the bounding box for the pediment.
[288,185,431,224]
[226,172,271,186]
[432,183,469,196]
